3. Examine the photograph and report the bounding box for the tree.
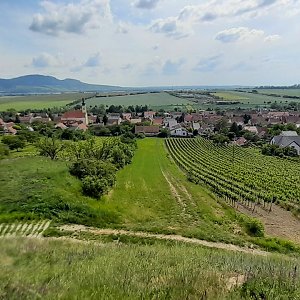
[36,137,64,160]
[2,135,25,151]
[212,134,229,145]
[103,115,108,125]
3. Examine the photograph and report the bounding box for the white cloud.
[264,34,281,42]
[133,0,160,9]
[215,27,280,43]
[150,17,191,39]
[30,0,112,36]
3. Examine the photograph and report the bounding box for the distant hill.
[0,75,123,94]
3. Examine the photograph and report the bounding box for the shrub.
[82,176,111,198]
[69,159,116,181]
[245,218,264,237]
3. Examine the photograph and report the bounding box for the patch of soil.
[236,203,300,244]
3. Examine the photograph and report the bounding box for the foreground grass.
[1,237,300,299]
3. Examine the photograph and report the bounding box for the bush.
[245,218,264,237]
[69,159,116,181]
[2,135,26,151]
[82,176,111,198]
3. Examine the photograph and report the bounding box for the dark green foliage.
[262,144,298,158]
[244,218,264,237]
[2,135,26,151]
[82,176,112,198]
[69,159,116,181]
[212,134,230,144]
[158,128,170,138]
[36,137,64,160]
[0,144,9,158]
[68,137,136,198]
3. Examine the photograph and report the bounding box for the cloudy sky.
[0,0,299,86]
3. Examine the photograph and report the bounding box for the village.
[1,98,300,155]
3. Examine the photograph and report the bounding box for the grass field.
[2,237,300,299]
[255,89,300,97]
[212,90,300,108]
[0,93,93,111]
[85,92,193,109]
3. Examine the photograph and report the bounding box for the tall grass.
[1,237,300,299]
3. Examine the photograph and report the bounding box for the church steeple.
[81,98,88,125]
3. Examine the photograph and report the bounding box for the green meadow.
[85,92,193,109]
[0,93,92,111]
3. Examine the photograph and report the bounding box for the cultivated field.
[166,138,300,242]
[85,92,193,109]
[0,93,93,111]
[212,90,300,107]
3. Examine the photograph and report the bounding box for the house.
[122,113,132,121]
[135,125,160,136]
[244,126,258,135]
[165,118,178,129]
[234,137,247,146]
[271,132,300,155]
[170,124,189,137]
[192,122,201,131]
[55,123,68,130]
[19,115,33,124]
[280,131,298,137]
[130,118,142,124]
[107,114,122,125]
[144,111,156,119]
[153,117,163,126]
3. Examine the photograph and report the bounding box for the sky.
[0,0,299,87]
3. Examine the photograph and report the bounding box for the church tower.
[81,98,89,125]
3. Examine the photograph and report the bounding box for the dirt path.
[161,170,186,211]
[236,202,300,244]
[60,224,269,256]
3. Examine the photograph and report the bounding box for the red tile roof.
[62,110,85,119]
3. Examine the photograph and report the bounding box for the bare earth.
[236,202,300,244]
[60,224,269,256]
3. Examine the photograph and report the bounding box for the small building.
[271,133,300,155]
[170,124,189,137]
[234,137,247,146]
[144,111,156,119]
[135,125,160,136]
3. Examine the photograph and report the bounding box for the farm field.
[0,93,93,111]
[2,237,300,299]
[166,138,300,241]
[85,92,193,109]
[212,90,300,107]
[255,89,300,97]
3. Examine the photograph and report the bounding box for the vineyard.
[165,138,300,210]
[0,220,50,238]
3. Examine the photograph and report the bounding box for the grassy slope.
[0,156,118,225]
[98,138,258,244]
[0,93,92,111]
[1,237,300,299]
[1,138,254,245]
[86,92,192,108]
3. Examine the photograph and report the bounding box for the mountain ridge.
[0,74,122,93]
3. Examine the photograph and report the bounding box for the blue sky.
[0,0,299,86]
